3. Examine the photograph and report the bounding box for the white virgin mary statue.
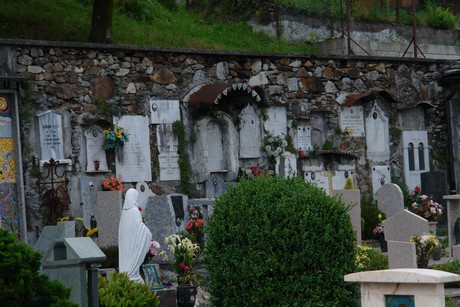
[119,188,152,283]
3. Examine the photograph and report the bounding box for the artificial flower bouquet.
[408,186,443,222]
[101,176,124,192]
[372,213,385,234]
[103,125,129,151]
[410,233,439,267]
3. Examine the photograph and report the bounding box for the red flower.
[298,150,305,158]
[414,186,421,193]
[179,262,189,272]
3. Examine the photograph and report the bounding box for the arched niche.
[193,112,238,183]
[365,105,390,162]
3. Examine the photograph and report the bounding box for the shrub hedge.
[205,175,359,306]
[0,229,76,306]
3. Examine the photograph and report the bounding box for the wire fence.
[273,0,459,59]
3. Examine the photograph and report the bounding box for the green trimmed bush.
[361,199,381,240]
[429,6,458,29]
[0,229,76,306]
[99,245,118,269]
[205,175,359,306]
[98,272,160,306]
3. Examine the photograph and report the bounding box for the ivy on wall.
[172,120,192,196]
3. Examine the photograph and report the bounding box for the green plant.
[361,197,381,240]
[428,5,457,29]
[99,245,119,269]
[98,271,159,306]
[205,175,358,306]
[159,234,203,286]
[433,260,460,288]
[172,120,192,196]
[0,228,76,306]
[389,127,402,138]
[344,177,354,189]
[322,139,334,150]
[355,245,388,271]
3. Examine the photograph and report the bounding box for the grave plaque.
[157,123,180,181]
[263,106,287,136]
[150,99,181,124]
[239,105,261,158]
[339,106,365,137]
[366,106,390,162]
[136,181,156,211]
[79,177,102,228]
[171,195,185,226]
[332,169,355,190]
[296,125,312,150]
[372,165,391,199]
[304,171,330,194]
[38,111,64,161]
[84,126,108,171]
[115,115,152,182]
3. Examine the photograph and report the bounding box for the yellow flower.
[58,216,69,221]
[377,214,382,219]
[75,217,84,222]
[115,131,121,138]
[103,129,109,134]
[86,227,98,237]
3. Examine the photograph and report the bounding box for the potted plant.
[160,234,203,307]
[410,234,439,268]
[373,213,387,252]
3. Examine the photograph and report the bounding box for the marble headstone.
[371,165,391,200]
[402,131,430,191]
[384,209,429,242]
[79,177,102,228]
[97,191,123,247]
[136,181,156,211]
[377,183,404,218]
[263,106,287,136]
[387,241,417,269]
[239,105,261,158]
[294,125,312,151]
[157,123,180,181]
[332,189,362,245]
[304,170,330,194]
[84,125,108,171]
[115,115,152,182]
[365,105,390,162]
[38,111,64,161]
[339,106,365,137]
[150,99,180,124]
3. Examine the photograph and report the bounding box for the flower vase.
[377,232,387,252]
[417,257,429,268]
[432,248,442,261]
[176,284,197,307]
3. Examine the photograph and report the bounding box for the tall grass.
[0,0,312,54]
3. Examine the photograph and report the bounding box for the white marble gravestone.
[150,99,180,124]
[239,105,261,158]
[294,125,312,151]
[79,177,102,228]
[157,123,180,181]
[304,169,330,194]
[38,111,64,161]
[372,165,391,200]
[136,181,156,212]
[115,115,152,182]
[365,105,390,162]
[332,169,355,190]
[377,183,404,218]
[84,125,108,171]
[263,106,287,136]
[402,131,430,191]
[339,106,365,137]
[275,152,297,178]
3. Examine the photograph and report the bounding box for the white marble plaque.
[304,171,330,194]
[38,111,64,161]
[157,123,180,181]
[332,170,355,190]
[372,165,391,199]
[402,131,429,191]
[115,115,152,182]
[366,106,390,162]
[150,99,181,124]
[206,121,225,171]
[275,153,297,178]
[263,106,287,136]
[239,106,261,158]
[339,106,365,137]
[84,126,108,171]
[296,125,312,150]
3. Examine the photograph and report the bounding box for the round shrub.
[0,229,76,306]
[205,175,359,306]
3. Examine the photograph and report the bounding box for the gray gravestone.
[372,165,391,200]
[79,177,102,228]
[38,111,64,161]
[157,123,180,181]
[96,191,123,247]
[144,194,188,255]
[332,189,362,245]
[384,209,429,242]
[377,183,404,218]
[387,241,417,269]
[84,125,108,171]
[239,105,261,158]
[34,221,76,254]
[205,172,226,198]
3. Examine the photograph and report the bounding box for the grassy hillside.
[0,0,313,54]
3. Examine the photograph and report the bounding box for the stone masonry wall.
[3,40,451,240]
